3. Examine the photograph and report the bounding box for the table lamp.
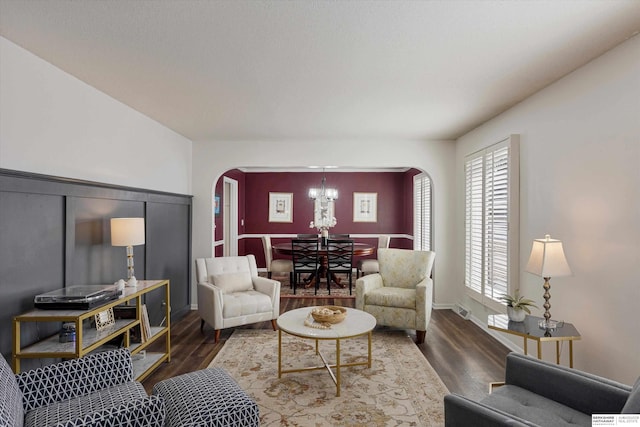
[111,217,145,287]
[525,234,571,330]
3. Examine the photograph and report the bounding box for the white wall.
[191,139,457,305]
[0,37,192,194]
[455,34,640,384]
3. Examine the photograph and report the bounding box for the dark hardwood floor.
[142,297,510,401]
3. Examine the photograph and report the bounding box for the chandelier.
[308,172,338,233]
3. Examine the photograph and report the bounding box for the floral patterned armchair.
[355,248,436,344]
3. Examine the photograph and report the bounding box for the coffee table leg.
[336,338,341,397]
[368,331,372,368]
[278,329,282,378]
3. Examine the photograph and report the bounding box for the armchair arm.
[253,276,280,318]
[355,274,383,310]
[59,395,165,427]
[505,352,631,414]
[197,281,224,330]
[17,348,133,412]
[415,277,433,331]
[253,276,279,296]
[444,394,534,427]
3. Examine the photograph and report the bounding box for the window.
[465,135,519,311]
[414,173,432,251]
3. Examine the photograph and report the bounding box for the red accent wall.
[215,169,422,266]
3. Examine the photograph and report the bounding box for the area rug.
[208,329,448,426]
[263,273,355,298]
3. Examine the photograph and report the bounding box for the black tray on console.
[34,285,122,310]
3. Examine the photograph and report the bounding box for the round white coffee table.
[276,306,376,397]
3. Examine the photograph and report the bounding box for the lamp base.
[538,319,558,331]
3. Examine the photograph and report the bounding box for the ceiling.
[1,0,639,143]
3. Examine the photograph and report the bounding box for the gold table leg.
[368,331,372,368]
[278,329,282,378]
[278,332,372,397]
[569,340,574,368]
[336,339,341,397]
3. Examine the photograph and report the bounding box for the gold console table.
[13,280,170,381]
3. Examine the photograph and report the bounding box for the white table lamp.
[111,217,145,286]
[525,234,572,330]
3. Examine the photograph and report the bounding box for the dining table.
[272,242,374,258]
[272,241,374,289]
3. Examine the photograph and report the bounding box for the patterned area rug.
[264,273,355,298]
[208,329,448,426]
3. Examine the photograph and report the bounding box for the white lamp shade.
[111,218,145,246]
[525,234,571,278]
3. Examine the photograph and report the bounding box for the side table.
[488,314,581,368]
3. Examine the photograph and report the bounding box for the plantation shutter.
[484,146,509,301]
[465,155,484,295]
[413,173,431,251]
[465,136,519,310]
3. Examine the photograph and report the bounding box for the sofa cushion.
[481,385,591,427]
[0,356,24,427]
[24,381,147,427]
[365,287,416,309]
[64,395,165,427]
[622,377,640,414]
[212,272,253,293]
[17,348,134,412]
[222,291,273,318]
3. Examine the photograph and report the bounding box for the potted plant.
[499,291,538,322]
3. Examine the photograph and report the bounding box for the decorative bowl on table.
[311,306,347,324]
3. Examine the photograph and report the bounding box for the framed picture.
[269,192,293,223]
[95,307,115,331]
[214,195,220,215]
[353,192,377,222]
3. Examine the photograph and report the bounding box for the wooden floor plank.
[142,299,510,401]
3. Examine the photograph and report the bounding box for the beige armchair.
[355,248,435,344]
[195,255,280,342]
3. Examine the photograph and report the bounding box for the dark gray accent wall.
[146,200,191,325]
[0,169,192,363]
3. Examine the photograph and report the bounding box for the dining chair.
[329,233,350,238]
[261,235,294,285]
[356,235,391,278]
[291,238,319,294]
[325,238,355,295]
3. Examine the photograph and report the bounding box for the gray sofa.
[444,352,640,427]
